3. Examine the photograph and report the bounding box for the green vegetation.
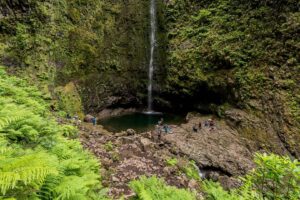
[202,153,300,200]
[166,157,178,166]
[129,176,196,200]
[104,141,114,152]
[182,161,201,181]
[163,0,299,99]
[0,0,299,199]
[0,67,107,199]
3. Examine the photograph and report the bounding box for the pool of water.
[99,112,185,133]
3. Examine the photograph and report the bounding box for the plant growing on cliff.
[202,153,300,200]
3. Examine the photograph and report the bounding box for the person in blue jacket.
[92,117,97,126]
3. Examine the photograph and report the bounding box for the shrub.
[129,176,196,200]
[166,157,178,166]
[0,67,107,199]
[202,153,300,200]
[183,161,201,181]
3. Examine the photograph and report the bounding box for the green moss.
[161,0,299,105]
[54,82,84,118]
[0,0,151,113]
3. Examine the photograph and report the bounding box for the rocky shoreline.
[75,112,279,198]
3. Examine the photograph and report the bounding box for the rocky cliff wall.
[0,0,152,114]
[158,0,300,157]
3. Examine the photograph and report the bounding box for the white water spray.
[147,0,157,112]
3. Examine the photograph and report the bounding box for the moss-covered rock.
[158,0,300,156]
[0,0,151,113]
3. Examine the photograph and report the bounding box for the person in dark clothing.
[92,117,97,126]
[209,119,214,127]
[204,120,209,127]
[199,122,202,130]
[66,113,71,119]
[50,105,55,111]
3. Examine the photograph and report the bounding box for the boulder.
[126,129,136,135]
[84,114,94,123]
[139,137,153,151]
[188,179,199,190]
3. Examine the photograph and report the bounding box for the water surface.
[99,112,185,133]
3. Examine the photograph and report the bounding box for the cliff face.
[0,0,151,114]
[158,0,300,157]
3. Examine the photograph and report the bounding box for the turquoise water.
[99,112,185,133]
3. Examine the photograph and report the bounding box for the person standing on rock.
[155,125,162,141]
[158,118,164,126]
[163,124,171,134]
[209,118,216,131]
[199,121,202,130]
[92,116,97,126]
[204,120,209,127]
[66,113,71,120]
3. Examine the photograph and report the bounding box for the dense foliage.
[203,153,300,200]
[163,0,299,98]
[0,67,106,199]
[129,176,196,200]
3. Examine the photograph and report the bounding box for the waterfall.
[147,0,156,112]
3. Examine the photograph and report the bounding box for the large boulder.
[84,114,94,123]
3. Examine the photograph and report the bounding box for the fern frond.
[0,152,58,195]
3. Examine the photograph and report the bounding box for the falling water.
[147,0,156,112]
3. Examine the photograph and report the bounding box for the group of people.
[155,118,173,140]
[158,118,172,133]
[66,113,97,126]
[193,118,216,132]
[66,113,82,126]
